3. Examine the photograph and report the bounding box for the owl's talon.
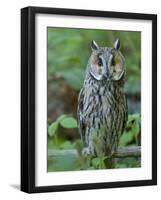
[82,147,91,156]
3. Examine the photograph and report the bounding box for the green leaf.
[91,158,101,169]
[60,117,78,128]
[48,121,58,136]
[57,114,67,122]
[132,121,140,137]
[119,132,133,146]
[128,113,140,124]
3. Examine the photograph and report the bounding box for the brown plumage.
[77,39,128,156]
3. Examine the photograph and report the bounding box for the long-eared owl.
[77,39,128,156]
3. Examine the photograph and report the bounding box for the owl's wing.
[77,87,86,144]
[122,95,128,133]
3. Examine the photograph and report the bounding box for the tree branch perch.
[48,146,141,158]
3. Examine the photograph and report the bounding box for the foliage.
[48,114,141,171]
[48,114,77,137]
[119,113,141,146]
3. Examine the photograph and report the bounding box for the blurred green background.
[47,27,141,172]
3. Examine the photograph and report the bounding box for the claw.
[82,147,91,156]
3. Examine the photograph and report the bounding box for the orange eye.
[98,58,102,66]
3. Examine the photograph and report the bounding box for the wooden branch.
[48,146,141,158]
[48,149,78,157]
[113,146,141,158]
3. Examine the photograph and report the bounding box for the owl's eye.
[98,58,102,66]
[111,56,115,66]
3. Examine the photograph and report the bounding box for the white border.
[35,14,152,186]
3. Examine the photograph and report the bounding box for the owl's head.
[88,39,125,81]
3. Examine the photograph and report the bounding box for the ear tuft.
[114,39,120,50]
[91,40,99,51]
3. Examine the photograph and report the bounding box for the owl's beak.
[103,73,109,80]
[103,67,110,80]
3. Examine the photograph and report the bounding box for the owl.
[77,39,127,157]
